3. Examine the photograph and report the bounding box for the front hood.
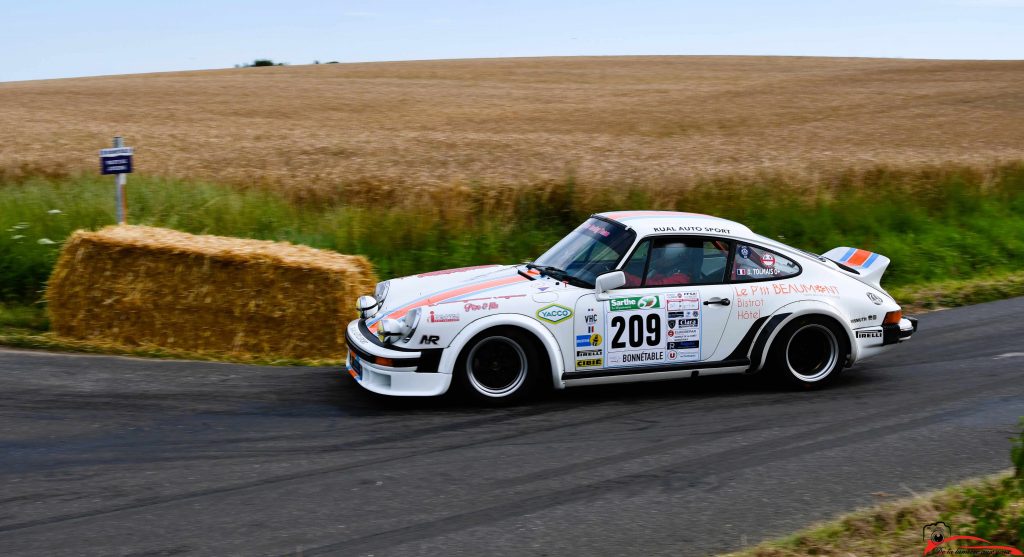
[370,264,535,323]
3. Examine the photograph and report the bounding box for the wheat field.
[1,56,1022,200]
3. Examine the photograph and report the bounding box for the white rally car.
[345,211,917,402]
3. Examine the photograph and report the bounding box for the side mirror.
[595,271,626,300]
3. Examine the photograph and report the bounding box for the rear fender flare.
[749,301,856,371]
[438,314,566,389]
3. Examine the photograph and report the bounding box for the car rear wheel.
[454,328,544,404]
[769,317,848,388]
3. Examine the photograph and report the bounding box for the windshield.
[532,217,636,287]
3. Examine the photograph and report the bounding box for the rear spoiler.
[821,247,890,289]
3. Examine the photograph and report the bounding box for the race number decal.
[606,295,663,367]
[604,292,702,367]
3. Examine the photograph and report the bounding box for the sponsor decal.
[576,349,602,358]
[921,521,1022,555]
[575,358,603,368]
[668,341,699,350]
[855,330,883,339]
[652,225,731,234]
[867,292,885,305]
[850,314,877,324]
[737,267,779,276]
[428,311,459,323]
[585,223,612,237]
[772,283,840,297]
[420,334,440,345]
[620,351,665,364]
[739,245,751,259]
[576,334,603,347]
[667,350,677,360]
[761,253,776,267]
[463,301,499,312]
[536,304,573,324]
[610,296,662,312]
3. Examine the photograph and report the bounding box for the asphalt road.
[1,298,1023,557]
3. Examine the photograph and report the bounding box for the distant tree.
[250,59,276,67]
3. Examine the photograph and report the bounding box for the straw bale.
[46,225,376,360]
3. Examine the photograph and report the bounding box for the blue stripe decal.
[862,253,880,268]
[839,247,857,262]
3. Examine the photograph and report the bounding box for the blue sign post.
[99,138,133,224]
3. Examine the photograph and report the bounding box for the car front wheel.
[454,328,543,404]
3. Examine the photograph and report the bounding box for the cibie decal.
[609,296,662,311]
[536,304,573,324]
[867,292,884,305]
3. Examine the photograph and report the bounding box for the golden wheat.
[2,56,1022,199]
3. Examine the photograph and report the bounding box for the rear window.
[731,244,800,281]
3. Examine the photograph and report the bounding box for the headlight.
[403,308,422,342]
[374,281,390,304]
[377,319,404,344]
[356,295,380,319]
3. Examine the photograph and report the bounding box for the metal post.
[113,136,127,224]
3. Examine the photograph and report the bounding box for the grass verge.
[725,420,1024,556]
[2,163,1024,360]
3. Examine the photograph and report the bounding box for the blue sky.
[2,0,1021,82]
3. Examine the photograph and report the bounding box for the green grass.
[725,420,1024,556]
[2,163,1024,309]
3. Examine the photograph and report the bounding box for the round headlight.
[356,295,379,319]
[377,318,403,344]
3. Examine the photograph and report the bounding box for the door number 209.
[610,314,661,349]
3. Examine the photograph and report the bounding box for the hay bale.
[46,225,376,360]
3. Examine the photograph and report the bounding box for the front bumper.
[344,319,450,396]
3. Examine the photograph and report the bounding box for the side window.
[732,244,800,281]
[642,238,729,287]
[621,240,650,287]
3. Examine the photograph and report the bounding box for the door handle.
[703,297,731,306]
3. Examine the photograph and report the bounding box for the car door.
[571,236,735,373]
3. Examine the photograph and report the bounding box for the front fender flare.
[438,314,567,390]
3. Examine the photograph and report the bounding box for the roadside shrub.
[960,418,1024,545]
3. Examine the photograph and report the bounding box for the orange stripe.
[348,369,359,379]
[376,275,527,326]
[846,249,872,266]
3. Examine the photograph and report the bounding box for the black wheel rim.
[466,336,527,397]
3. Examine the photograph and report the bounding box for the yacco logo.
[609,296,662,311]
[537,304,573,324]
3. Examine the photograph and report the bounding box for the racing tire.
[452,327,546,405]
[767,316,849,389]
